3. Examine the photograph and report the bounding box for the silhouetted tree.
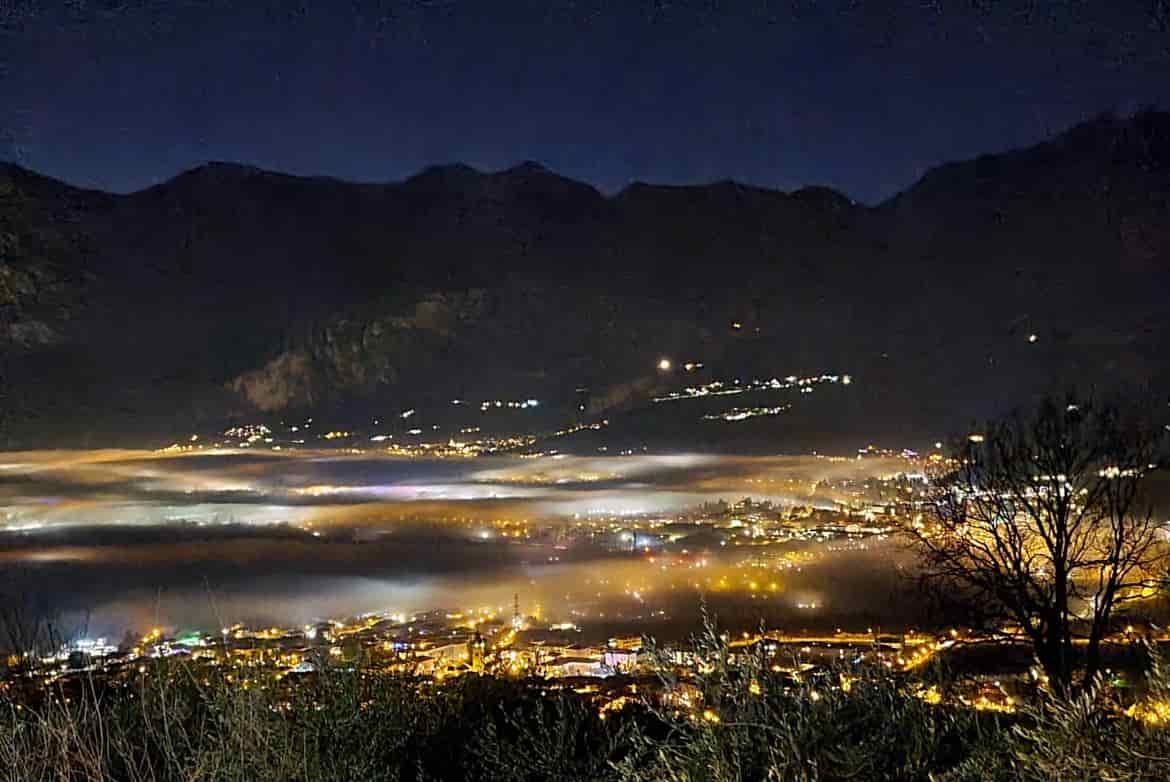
[912,392,1169,692]
[0,583,66,669]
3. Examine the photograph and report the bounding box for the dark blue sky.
[2,0,1167,203]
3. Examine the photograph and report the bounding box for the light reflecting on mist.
[0,448,918,638]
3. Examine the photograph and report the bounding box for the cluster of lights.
[702,404,791,422]
[479,398,540,412]
[653,373,852,403]
[223,424,272,445]
[378,435,537,458]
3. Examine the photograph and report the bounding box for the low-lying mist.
[1,448,923,639]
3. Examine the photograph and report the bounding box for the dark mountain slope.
[1,111,1167,448]
[868,109,1170,426]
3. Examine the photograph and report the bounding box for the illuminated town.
[4,382,1168,748]
[4,445,1165,726]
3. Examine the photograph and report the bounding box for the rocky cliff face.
[228,290,493,411]
[1,111,1167,447]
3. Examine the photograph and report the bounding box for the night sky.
[1,0,1168,203]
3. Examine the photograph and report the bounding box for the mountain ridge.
[2,158,853,207]
[7,109,1166,205]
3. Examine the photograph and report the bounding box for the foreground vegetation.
[4,621,1170,782]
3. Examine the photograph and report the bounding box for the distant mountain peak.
[790,185,854,210]
[407,162,482,182]
[153,161,271,193]
[501,160,551,175]
[488,160,604,201]
[181,160,264,178]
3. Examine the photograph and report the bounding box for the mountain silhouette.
[1,111,1167,448]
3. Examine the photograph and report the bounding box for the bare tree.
[912,393,1169,692]
[0,586,62,670]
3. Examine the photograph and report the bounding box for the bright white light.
[657,358,672,371]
